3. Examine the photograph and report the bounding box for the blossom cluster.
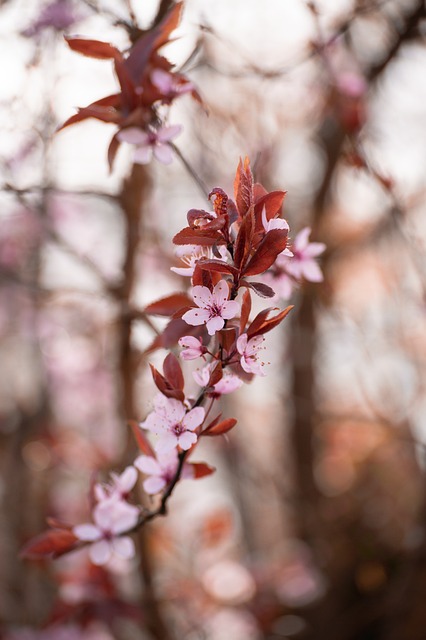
[21,157,325,567]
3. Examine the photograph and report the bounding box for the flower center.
[172,421,185,435]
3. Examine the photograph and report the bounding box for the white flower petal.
[221,299,240,320]
[236,333,248,355]
[183,406,205,431]
[182,307,211,327]
[206,315,225,335]
[90,540,112,565]
[157,124,183,142]
[117,127,149,145]
[73,524,101,541]
[134,455,162,476]
[133,145,153,165]
[178,431,198,450]
[155,433,179,454]
[192,285,213,307]
[212,280,230,305]
[112,536,135,560]
[153,143,173,165]
[143,475,167,494]
[118,466,138,492]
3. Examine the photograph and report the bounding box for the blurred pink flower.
[183,281,240,335]
[141,395,205,453]
[151,68,194,99]
[236,333,267,376]
[117,124,182,165]
[285,227,326,283]
[171,245,227,277]
[22,0,82,38]
[193,363,243,395]
[94,466,138,502]
[134,449,192,494]
[178,335,206,360]
[73,499,139,565]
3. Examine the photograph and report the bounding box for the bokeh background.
[1,0,426,638]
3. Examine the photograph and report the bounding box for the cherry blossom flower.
[117,124,182,165]
[94,466,138,502]
[284,227,326,283]
[171,245,227,277]
[182,281,240,336]
[73,499,139,565]
[178,336,207,360]
[151,68,194,100]
[141,395,205,453]
[236,333,267,376]
[193,364,243,395]
[134,449,193,495]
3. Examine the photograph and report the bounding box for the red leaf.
[197,259,239,277]
[163,353,184,392]
[208,361,223,387]
[247,305,294,338]
[242,228,288,276]
[192,262,214,289]
[129,420,155,456]
[144,293,193,317]
[187,209,215,226]
[240,289,251,333]
[233,210,254,270]
[149,364,184,401]
[254,190,287,230]
[107,134,121,172]
[204,418,237,436]
[242,280,276,298]
[65,37,122,60]
[234,157,253,218]
[190,462,216,479]
[20,529,79,560]
[145,318,207,353]
[173,227,225,246]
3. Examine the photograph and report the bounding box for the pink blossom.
[236,333,267,376]
[285,227,325,283]
[262,259,295,300]
[73,499,139,565]
[94,466,138,502]
[182,281,240,336]
[134,449,193,495]
[141,395,205,453]
[171,245,227,277]
[193,364,243,395]
[151,68,193,99]
[178,336,206,360]
[117,124,182,165]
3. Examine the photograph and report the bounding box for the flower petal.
[236,333,248,355]
[153,143,173,165]
[212,280,230,306]
[157,124,183,142]
[144,475,167,494]
[73,524,101,541]
[90,540,112,565]
[220,300,240,320]
[206,315,225,335]
[155,433,179,454]
[178,431,198,450]
[183,406,205,431]
[134,455,161,476]
[112,536,135,560]
[117,127,149,145]
[182,307,211,327]
[300,260,324,282]
[117,466,138,492]
[133,145,153,165]
[192,285,213,307]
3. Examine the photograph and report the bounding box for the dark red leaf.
[192,262,214,289]
[239,289,251,333]
[233,210,254,270]
[149,364,184,401]
[107,134,121,172]
[204,418,237,436]
[242,228,288,276]
[217,327,237,354]
[197,259,239,277]
[173,227,225,246]
[208,361,223,387]
[163,353,184,392]
[233,156,253,218]
[129,419,155,456]
[242,280,276,298]
[20,529,79,560]
[187,209,215,226]
[65,37,122,60]
[247,305,294,338]
[144,293,193,317]
[254,190,287,230]
[190,462,216,479]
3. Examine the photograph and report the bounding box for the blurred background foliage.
[1,0,426,638]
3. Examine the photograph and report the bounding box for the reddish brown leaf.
[190,462,216,479]
[239,289,252,333]
[145,318,207,353]
[187,208,215,226]
[217,327,237,354]
[242,228,288,276]
[192,262,214,289]
[204,417,237,436]
[254,190,287,230]
[233,156,253,218]
[247,305,294,338]
[107,134,121,172]
[233,210,254,270]
[129,419,155,456]
[197,259,239,277]
[65,37,122,60]
[173,227,225,246]
[149,364,184,401]
[20,529,79,560]
[144,293,193,317]
[163,353,184,392]
[208,361,223,387]
[242,280,276,298]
